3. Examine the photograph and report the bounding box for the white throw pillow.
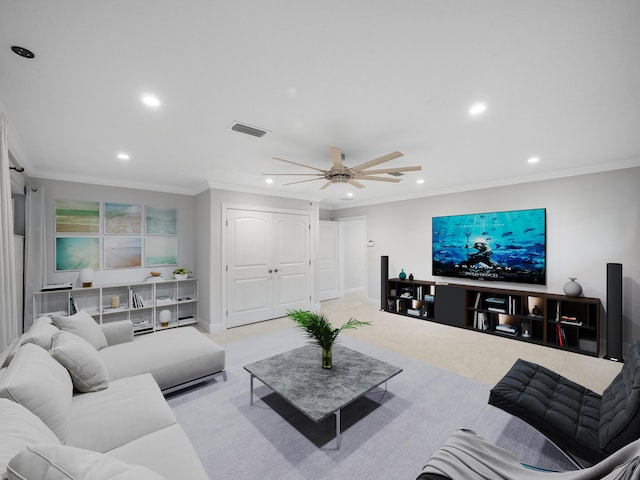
[52,311,108,350]
[0,399,60,478]
[0,343,73,442]
[50,331,109,393]
[7,444,168,480]
[22,316,59,350]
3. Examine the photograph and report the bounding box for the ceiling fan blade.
[358,176,402,183]
[320,181,333,190]
[348,180,366,189]
[329,146,343,168]
[283,178,326,186]
[262,173,324,176]
[273,157,327,173]
[351,151,403,171]
[358,165,422,176]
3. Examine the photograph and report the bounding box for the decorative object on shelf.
[159,309,171,327]
[173,267,191,280]
[111,296,120,308]
[79,268,95,288]
[399,269,407,280]
[563,277,583,297]
[287,309,371,369]
[532,305,541,316]
[408,273,414,281]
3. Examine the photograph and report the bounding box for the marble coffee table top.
[244,344,403,422]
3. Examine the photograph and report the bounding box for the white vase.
[174,274,188,280]
[563,277,582,297]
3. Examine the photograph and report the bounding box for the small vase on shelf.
[563,277,582,297]
[399,269,407,280]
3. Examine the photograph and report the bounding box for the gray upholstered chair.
[488,341,640,467]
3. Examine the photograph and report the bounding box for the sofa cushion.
[0,343,73,442]
[66,373,176,453]
[100,327,225,391]
[107,424,210,480]
[22,316,59,350]
[599,341,640,452]
[0,399,60,479]
[7,444,167,480]
[52,310,108,350]
[50,331,109,393]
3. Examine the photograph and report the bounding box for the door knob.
[268,269,273,273]
[274,268,279,273]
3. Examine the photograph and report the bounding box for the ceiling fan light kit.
[263,146,422,189]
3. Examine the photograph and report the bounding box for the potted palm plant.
[287,309,371,369]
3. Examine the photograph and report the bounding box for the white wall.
[35,177,196,287]
[339,217,366,295]
[333,167,640,349]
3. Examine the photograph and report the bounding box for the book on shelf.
[488,307,507,313]
[495,324,518,335]
[556,323,567,347]
[69,297,78,315]
[131,292,146,309]
[406,308,421,316]
[560,317,583,326]
[41,283,73,291]
[423,294,435,302]
[474,292,481,309]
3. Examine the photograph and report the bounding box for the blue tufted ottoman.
[488,341,640,466]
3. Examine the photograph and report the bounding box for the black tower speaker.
[605,263,623,362]
[381,256,389,310]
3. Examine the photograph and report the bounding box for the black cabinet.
[384,278,601,356]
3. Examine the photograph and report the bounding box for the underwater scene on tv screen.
[432,208,546,285]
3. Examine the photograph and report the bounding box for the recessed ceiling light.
[117,152,130,161]
[417,179,425,184]
[265,178,273,184]
[469,103,487,116]
[11,45,35,59]
[528,157,540,164]
[346,192,354,197]
[142,94,161,108]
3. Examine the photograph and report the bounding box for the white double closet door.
[226,208,311,328]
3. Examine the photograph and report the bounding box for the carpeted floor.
[167,326,575,479]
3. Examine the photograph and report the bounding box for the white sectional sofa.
[0,312,225,479]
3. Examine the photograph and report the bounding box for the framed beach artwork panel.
[104,236,142,269]
[55,200,100,234]
[145,236,178,266]
[145,207,177,235]
[56,237,100,271]
[104,203,142,234]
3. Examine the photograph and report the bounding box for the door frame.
[222,203,313,330]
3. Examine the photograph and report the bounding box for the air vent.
[341,197,355,201]
[230,122,268,138]
[387,171,404,177]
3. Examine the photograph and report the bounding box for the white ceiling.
[1,1,639,209]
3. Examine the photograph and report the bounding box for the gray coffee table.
[244,344,402,449]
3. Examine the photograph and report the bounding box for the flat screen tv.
[432,208,546,285]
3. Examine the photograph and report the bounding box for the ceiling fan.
[263,146,422,189]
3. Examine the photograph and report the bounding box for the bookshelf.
[385,279,600,356]
[34,278,199,335]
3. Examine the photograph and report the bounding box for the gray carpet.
[167,327,576,479]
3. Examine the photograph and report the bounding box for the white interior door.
[318,221,339,301]
[226,209,310,328]
[226,210,273,328]
[272,213,310,317]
